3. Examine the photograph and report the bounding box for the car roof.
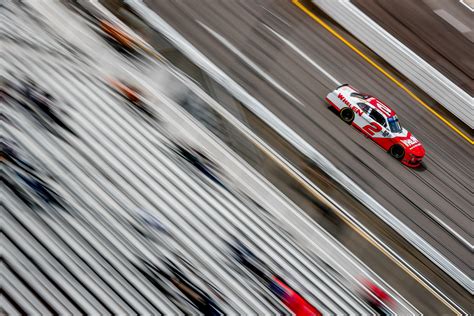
[343,87,397,119]
[365,97,396,118]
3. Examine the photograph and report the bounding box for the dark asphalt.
[353,0,474,95]
[143,0,472,284]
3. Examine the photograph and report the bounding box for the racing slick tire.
[339,107,354,124]
[389,145,405,160]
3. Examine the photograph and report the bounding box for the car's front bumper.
[402,156,423,167]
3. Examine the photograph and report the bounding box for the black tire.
[339,107,354,124]
[390,145,405,160]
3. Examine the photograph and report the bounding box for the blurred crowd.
[1,1,394,314]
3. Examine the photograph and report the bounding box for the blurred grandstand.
[1,1,411,315]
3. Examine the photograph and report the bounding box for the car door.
[355,103,378,137]
[361,107,387,139]
[367,109,394,150]
[344,101,367,131]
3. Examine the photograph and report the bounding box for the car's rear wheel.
[390,145,405,160]
[339,107,354,124]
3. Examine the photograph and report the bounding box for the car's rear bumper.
[325,97,340,111]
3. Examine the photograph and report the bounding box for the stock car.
[326,84,425,167]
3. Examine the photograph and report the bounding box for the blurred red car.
[361,279,393,315]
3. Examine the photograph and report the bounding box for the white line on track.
[263,24,341,86]
[426,211,473,250]
[196,20,305,107]
[73,1,468,311]
[260,5,291,28]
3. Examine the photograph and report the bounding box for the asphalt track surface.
[353,0,474,95]
[144,0,473,283]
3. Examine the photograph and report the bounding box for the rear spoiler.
[336,83,358,92]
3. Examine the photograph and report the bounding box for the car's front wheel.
[339,107,354,124]
[389,145,405,160]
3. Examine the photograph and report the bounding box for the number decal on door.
[363,122,382,136]
[376,101,392,117]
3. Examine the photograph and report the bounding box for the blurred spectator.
[164,260,223,316]
[3,161,63,210]
[130,208,170,240]
[25,83,75,135]
[109,79,157,119]
[3,139,63,208]
[230,240,322,316]
[271,276,322,316]
[135,208,168,232]
[109,79,141,104]
[361,279,393,315]
[230,239,268,280]
[99,20,137,54]
[172,141,224,187]
[14,168,62,207]
[135,258,223,315]
[0,113,12,124]
[3,77,76,135]
[2,172,39,209]
[1,138,37,172]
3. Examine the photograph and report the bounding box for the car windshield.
[388,116,402,133]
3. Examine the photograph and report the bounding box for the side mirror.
[382,130,390,137]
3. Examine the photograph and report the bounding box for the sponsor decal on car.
[401,135,419,148]
[362,122,382,136]
[337,93,363,116]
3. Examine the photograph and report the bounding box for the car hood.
[409,143,425,157]
[397,131,425,157]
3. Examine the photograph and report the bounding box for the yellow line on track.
[122,7,464,312]
[292,0,473,145]
[292,0,466,313]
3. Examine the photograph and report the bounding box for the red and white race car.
[326,84,425,167]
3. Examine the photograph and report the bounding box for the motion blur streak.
[197,20,305,107]
[292,0,474,144]
[120,0,472,312]
[426,211,473,250]
[263,24,340,85]
[1,1,408,314]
